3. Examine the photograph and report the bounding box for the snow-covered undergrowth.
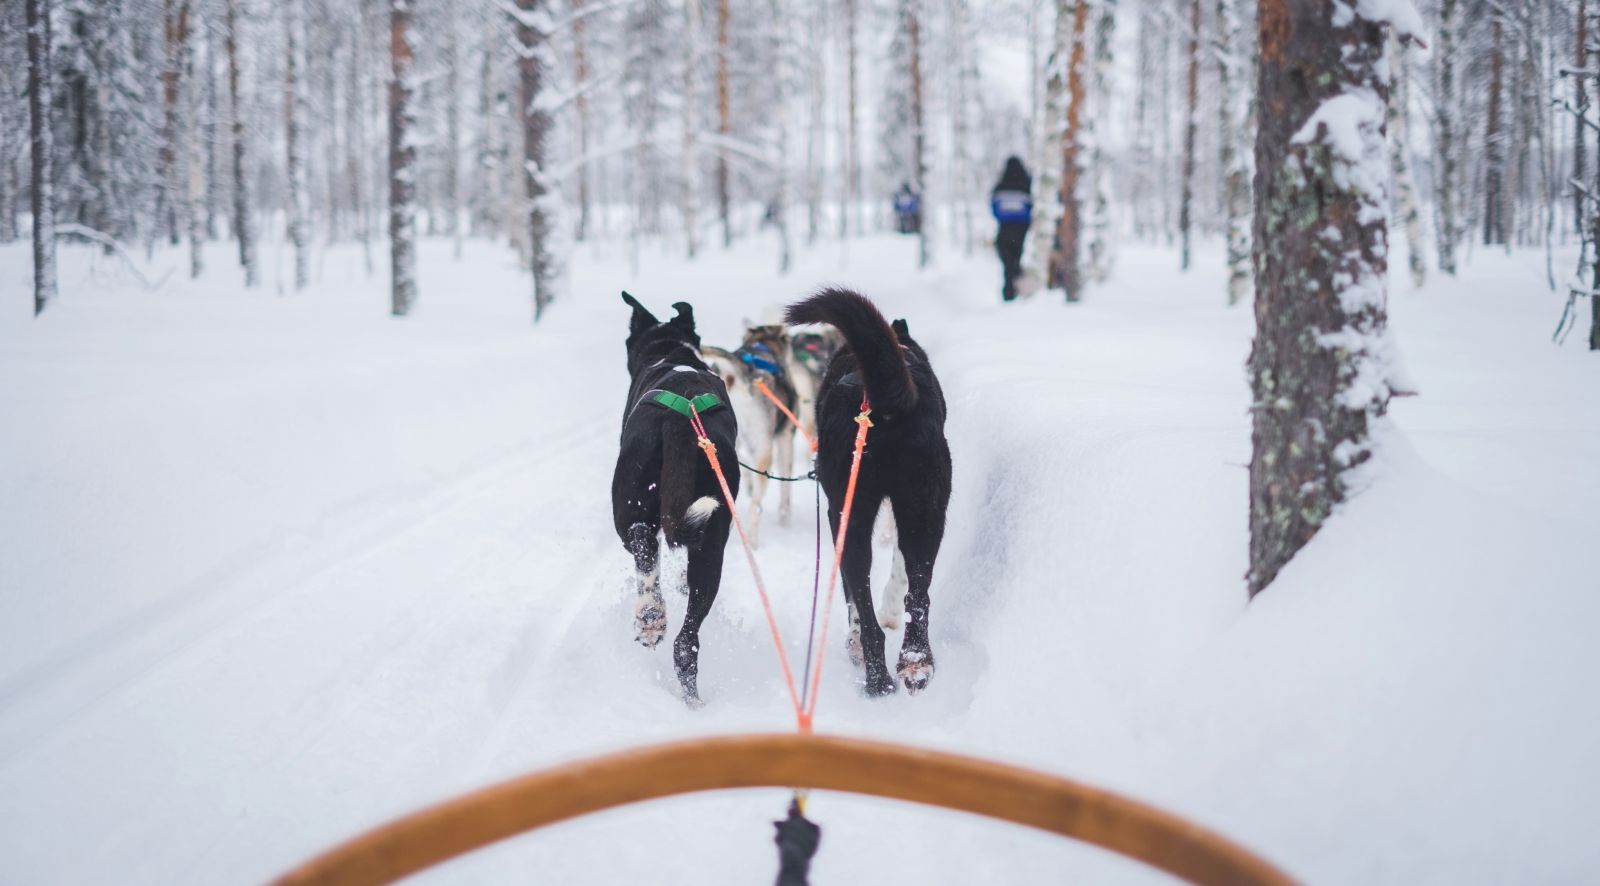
[1,235,1595,884]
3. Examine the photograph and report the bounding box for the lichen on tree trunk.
[1248,0,1395,595]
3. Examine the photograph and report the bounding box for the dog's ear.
[670,301,697,333]
[623,291,659,336]
[892,318,910,339]
[742,317,756,331]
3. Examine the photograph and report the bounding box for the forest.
[2,1,1599,883]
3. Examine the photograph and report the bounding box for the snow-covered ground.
[1,233,1596,884]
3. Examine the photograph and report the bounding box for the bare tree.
[715,0,731,247]
[1049,0,1089,299]
[1434,0,1458,274]
[1177,0,1200,270]
[908,0,929,267]
[1485,12,1507,246]
[226,0,259,287]
[27,0,56,315]
[1217,0,1251,304]
[286,0,310,290]
[1389,34,1425,289]
[389,0,417,315]
[514,0,556,320]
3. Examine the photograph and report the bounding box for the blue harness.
[738,343,785,377]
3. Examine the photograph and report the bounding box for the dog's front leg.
[626,522,666,648]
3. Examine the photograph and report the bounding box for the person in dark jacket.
[990,157,1033,301]
[893,182,922,235]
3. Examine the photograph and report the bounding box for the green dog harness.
[651,390,724,418]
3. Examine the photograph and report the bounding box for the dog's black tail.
[785,288,917,414]
[659,418,720,548]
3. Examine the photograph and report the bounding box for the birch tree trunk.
[389,0,417,315]
[1178,0,1201,271]
[682,0,702,258]
[908,0,929,268]
[1484,15,1506,246]
[1048,0,1089,300]
[27,0,56,316]
[715,0,732,247]
[1248,0,1398,595]
[1433,0,1457,273]
[573,0,593,244]
[1027,0,1069,295]
[515,0,556,321]
[1388,35,1425,288]
[1217,0,1251,304]
[226,0,259,287]
[286,0,310,290]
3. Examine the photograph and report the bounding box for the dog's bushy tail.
[660,419,718,548]
[785,288,917,414]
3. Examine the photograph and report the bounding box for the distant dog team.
[611,288,951,703]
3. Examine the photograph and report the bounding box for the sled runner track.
[0,417,611,763]
[273,733,1297,886]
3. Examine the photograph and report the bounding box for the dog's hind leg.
[879,546,908,631]
[674,514,730,706]
[833,495,894,696]
[626,522,667,648]
[889,484,947,695]
[745,445,771,548]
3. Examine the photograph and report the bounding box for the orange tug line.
[687,398,871,734]
[687,403,805,728]
[754,378,818,453]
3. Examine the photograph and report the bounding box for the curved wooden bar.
[270,733,1296,886]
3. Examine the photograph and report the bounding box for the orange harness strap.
[799,399,872,728]
[687,405,806,729]
[754,378,818,454]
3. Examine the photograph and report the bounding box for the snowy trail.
[3,238,1598,884]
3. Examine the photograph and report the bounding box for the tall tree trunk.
[1389,36,1425,288]
[445,1,463,257]
[715,0,732,247]
[574,0,593,244]
[1028,0,1069,294]
[516,0,556,321]
[286,0,309,290]
[804,1,824,245]
[1248,0,1397,595]
[844,0,860,237]
[1178,0,1200,271]
[185,4,204,278]
[681,0,701,257]
[203,15,221,242]
[1217,0,1251,304]
[1485,15,1506,246]
[1049,0,1089,299]
[1085,0,1114,281]
[389,0,417,315]
[1433,0,1457,274]
[226,0,258,287]
[27,0,56,316]
[159,0,190,246]
[771,0,792,273]
[908,0,928,267]
[1577,0,1587,237]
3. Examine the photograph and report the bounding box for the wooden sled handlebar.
[270,732,1296,886]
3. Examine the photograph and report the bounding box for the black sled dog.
[785,288,951,696]
[612,292,739,704]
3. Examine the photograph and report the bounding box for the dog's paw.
[897,650,935,695]
[633,596,667,648]
[863,671,898,697]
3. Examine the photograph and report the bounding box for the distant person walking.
[991,157,1033,301]
[893,182,922,235]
